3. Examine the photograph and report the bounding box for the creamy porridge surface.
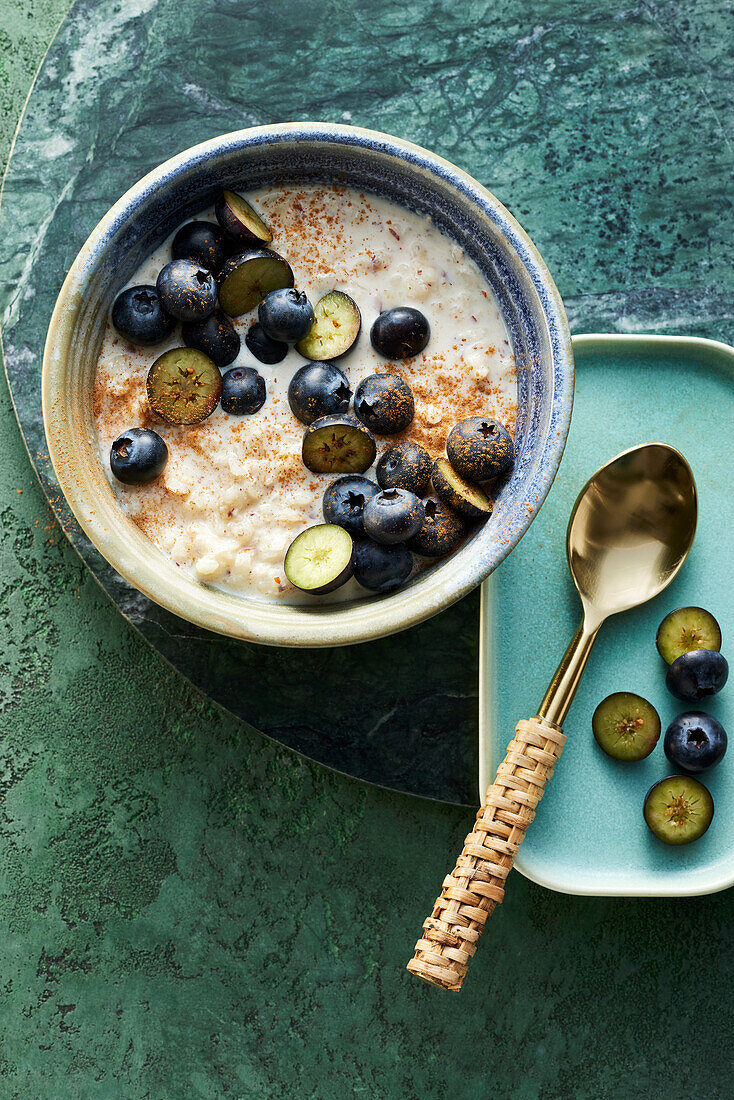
[94,184,517,603]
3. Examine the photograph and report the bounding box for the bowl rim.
[42,121,574,647]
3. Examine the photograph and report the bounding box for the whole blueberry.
[370,307,430,359]
[288,362,352,425]
[171,221,230,272]
[664,712,727,773]
[446,416,514,482]
[259,288,314,343]
[354,373,414,434]
[407,497,465,558]
[376,441,432,495]
[245,322,288,365]
[363,488,424,545]
[666,649,729,700]
[182,309,240,368]
[111,285,175,346]
[221,366,266,415]
[322,475,380,537]
[353,540,414,593]
[156,259,217,322]
[110,428,168,485]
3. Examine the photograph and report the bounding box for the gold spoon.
[407,442,697,991]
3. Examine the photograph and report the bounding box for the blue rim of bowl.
[42,122,574,647]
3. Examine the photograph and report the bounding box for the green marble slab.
[1,0,732,806]
[2,2,734,1097]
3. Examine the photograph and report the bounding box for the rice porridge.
[94,184,517,602]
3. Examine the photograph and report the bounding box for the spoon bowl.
[568,443,698,626]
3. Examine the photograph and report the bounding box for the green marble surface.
[1,1,734,1096]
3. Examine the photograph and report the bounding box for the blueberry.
[376,442,432,495]
[156,259,217,322]
[666,649,729,701]
[110,428,168,485]
[302,415,376,475]
[446,416,514,483]
[354,373,414,434]
[284,524,354,595]
[592,692,661,761]
[644,775,714,845]
[664,712,727,773]
[221,366,266,415]
[407,497,465,558]
[288,362,352,425]
[362,488,424,545]
[353,540,414,593]
[656,606,722,665]
[245,322,288,365]
[259,288,315,343]
[322,475,380,537]
[111,285,175,346]
[182,310,240,368]
[370,307,430,359]
[147,349,222,425]
[171,221,230,272]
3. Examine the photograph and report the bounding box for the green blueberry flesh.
[643,775,714,845]
[592,691,661,761]
[295,291,361,360]
[146,348,222,425]
[283,524,354,594]
[656,606,722,665]
[432,458,493,519]
[217,249,294,317]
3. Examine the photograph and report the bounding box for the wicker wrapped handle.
[407,715,566,991]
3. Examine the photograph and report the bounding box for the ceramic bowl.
[42,123,573,647]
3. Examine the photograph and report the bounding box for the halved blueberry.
[446,416,514,483]
[407,497,465,557]
[322,475,380,537]
[215,189,273,245]
[171,221,230,272]
[591,692,661,761]
[656,607,722,665]
[288,362,352,425]
[353,540,413,593]
[217,249,294,317]
[302,415,376,475]
[643,775,714,845]
[376,442,431,495]
[666,649,729,701]
[432,457,493,520]
[363,489,424,545]
[295,291,361,360]
[156,260,217,322]
[182,310,240,368]
[259,288,314,344]
[245,322,288,365]
[354,373,414,434]
[110,428,168,485]
[284,524,354,594]
[146,348,222,425]
[664,712,727,773]
[221,366,266,415]
[111,285,175,346]
[370,307,430,359]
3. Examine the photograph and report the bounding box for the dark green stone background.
[1,1,733,1096]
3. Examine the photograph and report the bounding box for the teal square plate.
[479,334,733,897]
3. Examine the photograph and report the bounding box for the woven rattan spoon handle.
[406,714,566,990]
[407,617,597,992]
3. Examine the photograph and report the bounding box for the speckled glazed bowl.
[43,123,573,647]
